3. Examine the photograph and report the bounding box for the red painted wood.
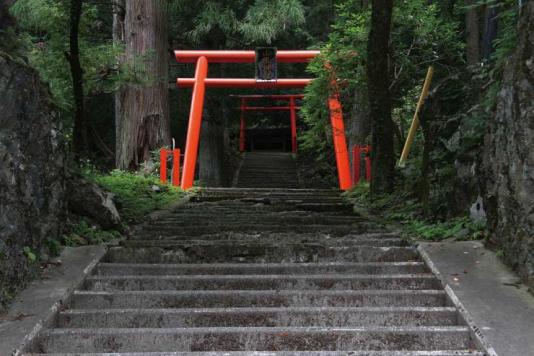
[177,78,312,89]
[175,50,320,63]
[159,149,168,184]
[181,56,208,190]
[172,149,180,186]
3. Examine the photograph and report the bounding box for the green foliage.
[10,0,119,112]
[405,217,485,241]
[180,0,306,46]
[45,238,62,257]
[300,0,463,182]
[63,220,121,246]
[88,169,186,222]
[344,182,485,241]
[22,246,37,263]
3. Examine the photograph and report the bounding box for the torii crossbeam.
[175,50,352,191]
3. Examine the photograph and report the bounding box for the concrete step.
[120,239,407,248]
[104,246,419,264]
[94,262,428,276]
[36,326,473,353]
[70,290,448,309]
[57,307,460,328]
[84,274,440,292]
[24,351,487,356]
[144,216,365,226]
[123,232,401,243]
[131,224,375,238]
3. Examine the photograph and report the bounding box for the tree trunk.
[367,0,395,194]
[348,89,371,148]
[465,0,480,65]
[482,5,498,61]
[116,0,171,170]
[68,0,87,155]
[112,0,126,157]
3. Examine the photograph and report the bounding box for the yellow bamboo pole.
[398,66,434,168]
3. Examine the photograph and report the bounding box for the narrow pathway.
[27,187,485,354]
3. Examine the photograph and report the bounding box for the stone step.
[57,307,460,328]
[150,210,355,219]
[190,196,345,203]
[36,326,473,353]
[104,245,419,264]
[124,232,400,242]
[84,274,440,292]
[94,262,428,276]
[120,238,407,248]
[144,216,364,226]
[70,290,448,309]
[24,351,487,356]
[131,224,375,238]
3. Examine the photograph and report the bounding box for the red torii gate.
[232,94,304,153]
[175,50,352,191]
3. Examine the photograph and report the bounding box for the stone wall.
[483,3,534,291]
[0,51,66,309]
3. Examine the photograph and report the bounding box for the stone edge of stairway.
[0,191,497,356]
[417,245,498,356]
[0,245,108,356]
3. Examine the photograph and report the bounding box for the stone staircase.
[236,152,300,188]
[26,188,485,355]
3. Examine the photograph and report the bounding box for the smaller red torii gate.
[175,50,352,191]
[232,94,304,153]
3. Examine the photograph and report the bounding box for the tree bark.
[367,0,395,194]
[112,0,126,155]
[465,0,480,65]
[68,0,87,155]
[482,5,498,61]
[116,0,171,170]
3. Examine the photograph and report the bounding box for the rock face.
[0,51,66,309]
[67,177,121,230]
[484,3,534,291]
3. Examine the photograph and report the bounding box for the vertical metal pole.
[290,96,297,153]
[181,56,208,190]
[328,95,352,191]
[160,149,168,184]
[239,98,246,152]
[352,145,361,186]
[172,149,180,187]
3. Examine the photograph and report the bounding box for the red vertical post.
[364,146,372,183]
[181,56,208,190]
[328,96,352,190]
[289,96,297,153]
[171,149,181,187]
[159,149,168,184]
[239,98,246,152]
[326,63,352,190]
[352,145,361,185]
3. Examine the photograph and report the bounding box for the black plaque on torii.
[255,47,277,82]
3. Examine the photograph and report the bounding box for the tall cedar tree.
[367,0,395,194]
[68,0,87,155]
[116,0,171,170]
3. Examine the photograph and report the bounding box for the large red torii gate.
[175,50,352,191]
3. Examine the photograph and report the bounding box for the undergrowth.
[58,167,188,251]
[343,183,485,241]
[89,169,186,222]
